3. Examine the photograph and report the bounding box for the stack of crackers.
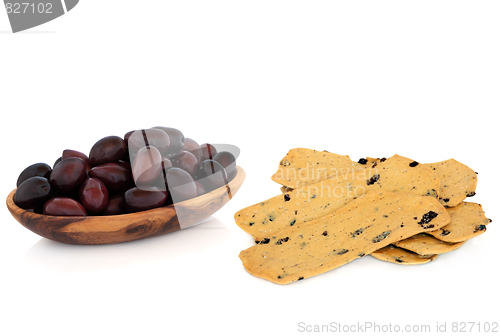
[235,148,491,284]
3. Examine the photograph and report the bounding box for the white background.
[1,1,499,335]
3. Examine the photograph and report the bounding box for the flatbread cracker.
[427,202,491,243]
[371,245,438,264]
[271,148,362,188]
[393,233,466,255]
[235,154,440,242]
[280,186,294,194]
[239,191,450,284]
[426,159,478,207]
[273,149,477,209]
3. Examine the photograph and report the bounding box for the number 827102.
[5,2,53,14]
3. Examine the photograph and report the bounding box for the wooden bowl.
[6,166,245,245]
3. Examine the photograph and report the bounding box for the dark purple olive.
[89,135,127,166]
[54,157,62,168]
[62,149,89,164]
[182,138,202,163]
[161,157,173,171]
[16,163,52,187]
[101,194,126,215]
[78,178,109,214]
[43,197,88,216]
[89,163,133,192]
[63,149,91,174]
[195,159,228,191]
[166,167,197,202]
[118,160,132,170]
[124,130,134,146]
[127,129,171,154]
[132,146,163,187]
[150,158,173,191]
[124,187,168,212]
[171,151,198,176]
[213,151,237,182]
[14,176,52,209]
[122,148,130,163]
[152,127,185,157]
[50,157,87,193]
[199,143,217,161]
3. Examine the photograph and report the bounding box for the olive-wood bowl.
[6,166,245,245]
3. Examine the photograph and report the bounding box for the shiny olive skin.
[89,163,133,192]
[199,143,217,161]
[127,129,171,154]
[53,157,62,169]
[132,146,163,187]
[89,135,127,166]
[62,149,89,164]
[161,157,173,171]
[124,130,134,146]
[118,160,132,170]
[101,194,126,215]
[78,178,109,214]
[213,151,237,182]
[50,157,87,193]
[150,158,173,191]
[16,163,52,187]
[14,176,52,209]
[63,149,91,174]
[171,151,198,176]
[152,127,185,157]
[124,187,168,212]
[43,197,88,216]
[182,138,202,163]
[166,167,197,202]
[195,159,228,192]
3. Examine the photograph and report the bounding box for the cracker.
[371,245,438,264]
[239,191,450,284]
[364,157,385,168]
[427,202,491,243]
[393,233,466,255]
[271,148,362,188]
[426,159,478,207]
[280,186,294,194]
[273,149,477,208]
[235,154,440,242]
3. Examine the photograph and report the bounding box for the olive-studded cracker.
[355,158,477,207]
[271,148,363,188]
[363,157,386,168]
[277,157,382,193]
[273,149,477,208]
[427,202,491,243]
[342,157,477,208]
[235,154,440,242]
[393,233,466,255]
[239,191,450,284]
[371,245,438,265]
[280,186,294,194]
[426,159,478,207]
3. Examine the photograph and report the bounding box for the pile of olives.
[13,127,237,216]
